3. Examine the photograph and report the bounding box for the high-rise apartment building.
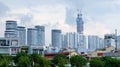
[17,26,26,46]
[77,34,86,49]
[61,32,86,49]
[35,25,45,46]
[52,29,61,49]
[27,28,37,45]
[88,35,103,50]
[117,35,120,49]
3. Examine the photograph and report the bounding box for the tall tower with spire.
[76,10,84,34]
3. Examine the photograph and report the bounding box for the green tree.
[102,56,120,67]
[0,55,11,67]
[18,56,30,67]
[31,53,51,67]
[52,54,68,67]
[70,55,87,67]
[14,51,29,64]
[90,58,104,67]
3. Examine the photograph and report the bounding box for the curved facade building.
[5,20,17,38]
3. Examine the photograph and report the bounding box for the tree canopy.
[70,55,87,67]
[52,54,68,67]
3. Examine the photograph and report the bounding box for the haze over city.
[0,0,120,44]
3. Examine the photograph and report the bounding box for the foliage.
[90,57,104,67]
[31,53,51,67]
[52,54,68,67]
[18,56,30,67]
[0,55,11,67]
[14,51,29,64]
[70,55,87,67]
[101,56,120,67]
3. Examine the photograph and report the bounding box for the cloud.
[84,20,111,38]
[0,2,10,17]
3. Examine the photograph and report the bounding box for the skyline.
[0,0,120,44]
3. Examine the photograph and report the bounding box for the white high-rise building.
[61,32,86,49]
[5,20,17,38]
[88,35,104,50]
[17,26,26,46]
[35,25,45,46]
[27,28,37,45]
[77,34,86,49]
[117,36,120,49]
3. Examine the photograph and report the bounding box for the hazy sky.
[0,0,120,44]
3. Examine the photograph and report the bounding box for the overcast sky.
[0,0,120,44]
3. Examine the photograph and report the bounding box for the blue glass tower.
[52,29,61,48]
[35,25,45,46]
[27,28,37,45]
[76,12,84,34]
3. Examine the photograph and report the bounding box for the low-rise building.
[0,38,20,56]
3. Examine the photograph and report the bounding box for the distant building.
[104,34,116,47]
[17,26,26,46]
[27,28,37,45]
[52,29,62,49]
[0,38,20,56]
[117,35,120,49]
[61,32,86,50]
[77,34,86,49]
[88,35,104,50]
[27,26,46,55]
[76,12,84,34]
[35,25,45,46]
[4,20,17,38]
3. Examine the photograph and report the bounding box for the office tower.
[27,28,37,45]
[76,12,84,34]
[17,26,26,46]
[35,25,45,46]
[4,20,17,38]
[104,34,116,47]
[77,34,86,49]
[88,35,102,50]
[52,29,61,49]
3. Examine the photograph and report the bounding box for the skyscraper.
[35,25,45,46]
[5,20,17,38]
[27,28,37,45]
[52,29,61,49]
[17,26,26,46]
[76,11,84,34]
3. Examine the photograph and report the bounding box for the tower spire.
[77,9,82,17]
